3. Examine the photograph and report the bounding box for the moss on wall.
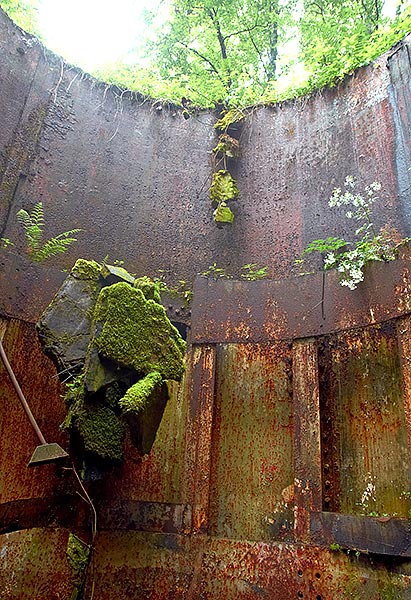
[92,281,185,381]
[71,258,101,281]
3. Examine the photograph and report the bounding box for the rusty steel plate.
[191,249,411,344]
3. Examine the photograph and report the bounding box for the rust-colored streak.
[396,315,411,467]
[293,338,322,541]
[186,345,216,532]
[318,322,411,517]
[209,343,294,542]
[0,318,68,503]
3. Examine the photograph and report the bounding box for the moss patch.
[76,403,125,461]
[71,258,101,281]
[210,170,240,204]
[213,202,234,224]
[134,275,162,304]
[120,371,163,413]
[92,282,186,380]
[67,533,90,576]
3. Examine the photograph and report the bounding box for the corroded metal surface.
[90,532,411,599]
[318,322,411,517]
[311,512,411,557]
[293,338,322,542]
[1,8,411,599]
[0,318,69,503]
[191,248,411,344]
[0,8,410,323]
[0,528,75,600]
[209,343,293,542]
[186,345,216,532]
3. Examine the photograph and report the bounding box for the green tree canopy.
[1,0,411,107]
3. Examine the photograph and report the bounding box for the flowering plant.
[297,177,408,290]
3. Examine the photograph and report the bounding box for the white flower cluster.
[326,177,384,289]
[360,473,376,508]
[297,175,403,292]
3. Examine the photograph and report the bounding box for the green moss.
[92,282,186,380]
[67,533,90,576]
[213,202,234,224]
[71,259,101,281]
[210,170,240,204]
[134,275,162,304]
[76,403,125,461]
[62,374,86,430]
[214,108,245,131]
[105,381,126,409]
[120,371,163,413]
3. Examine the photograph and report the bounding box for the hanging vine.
[211,108,245,226]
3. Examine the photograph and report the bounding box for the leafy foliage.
[201,262,268,279]
[240,263,269,280]
[0,0,40,36]
[17,202,81,262]
[1,0,411,107]
[297,177,409,289]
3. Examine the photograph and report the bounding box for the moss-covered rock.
[120,371,163,413]
[134,275,162,304]
[71,258,101,281]
[37,267,103,374]
[39,259,187,467]
[76,403,125,461]
[92,282,186,380]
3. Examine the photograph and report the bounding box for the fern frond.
[17,202,81,262]
[26,224,43,252]
[30,202,45,227]
[16,208,33,229]
[33,229,82,262]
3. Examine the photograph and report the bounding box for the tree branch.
[177,41,228,87]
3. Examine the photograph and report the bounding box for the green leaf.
[213,202,234,224]
[210,170,240,204]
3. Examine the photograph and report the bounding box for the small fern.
[17,202,81,262]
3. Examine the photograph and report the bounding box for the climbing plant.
[211,108,245,225]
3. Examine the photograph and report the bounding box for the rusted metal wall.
[2,7,411,600]
[209,343,293,542]
[319,322,411,517]
[0,10,411,324]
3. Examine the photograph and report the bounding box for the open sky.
[37,0,401,74]
[37,0,165,72]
